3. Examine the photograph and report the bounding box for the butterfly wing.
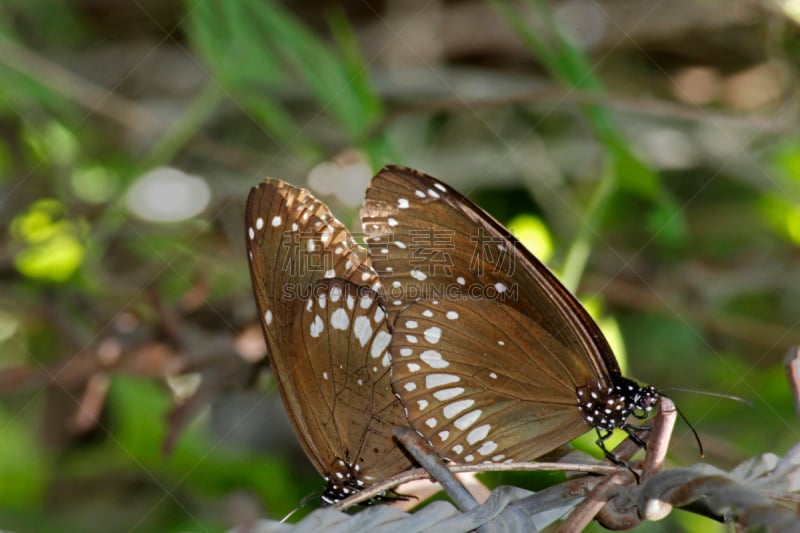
[246,180,411,497]
[360,166,649,462]
[360,165,618,382]
[391,297,593,463]
[290,279,412,498]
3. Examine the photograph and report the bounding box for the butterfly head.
[576,377,659,432]
[631,383,659,419]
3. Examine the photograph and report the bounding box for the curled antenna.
[671,400,704,458]
[657,387,753,459]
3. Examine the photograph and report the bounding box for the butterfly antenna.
[660,387,752,407]
[280,505,301,523]
[282,491,320,522]
[671,401,704,458]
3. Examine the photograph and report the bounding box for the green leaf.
[186,0,282,87]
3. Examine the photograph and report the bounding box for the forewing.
[361,165,616,382]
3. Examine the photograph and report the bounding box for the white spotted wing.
[391,297,597,464]
[288,278,412,497]
[360,166,642,465]
[360,165,617,378]
[245,180,411,500]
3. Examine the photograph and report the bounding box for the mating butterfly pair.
[245,166,659,504]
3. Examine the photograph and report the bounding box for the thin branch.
[0,34,161,133]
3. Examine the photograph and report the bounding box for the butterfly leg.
[595,428,641,484]
[622,424,650,449]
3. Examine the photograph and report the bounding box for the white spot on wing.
[264,310,273,325]
[454,409,482,430]
[425,374,460,388]
[433,387,464,401]
[407,363,421,372]
[410,269,427,281]
[374,307,385,323]
[248,227,255,240]
[420,349,448,368]
[329,285,342,302]
[271,215,282,227]
[354,316,372,347]
[404,382,417,392]
[444,399,474,419]
[438,430,449,441]
[371,330,391,358]
[310,315,324,337]
[424,326,442,344]
[330,308,349,330]
[387,217,398,227]
[405,320,418,329]
[466,424,491,445]
[425,418,437,428]
[446,311,459,320]
[360,295,373,309]
[495,282,507,293]
[397,198,409,209]
[477,440,498,456]
[256,217,264,230]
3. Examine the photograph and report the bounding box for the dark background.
[1,1,799,531]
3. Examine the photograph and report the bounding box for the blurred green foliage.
[0,0,798,531]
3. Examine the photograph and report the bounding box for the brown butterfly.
[245,179,414,503]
